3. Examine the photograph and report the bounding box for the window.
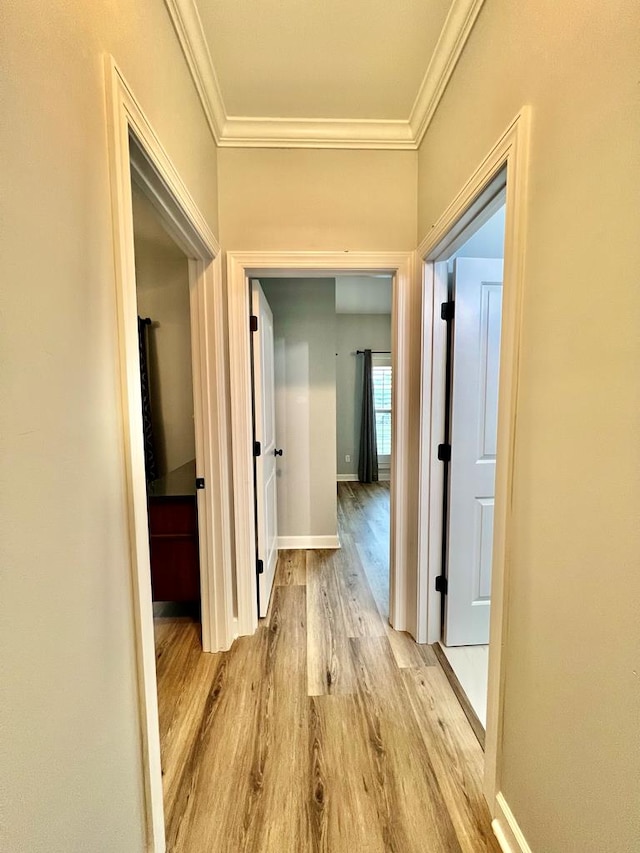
[372,355,392,462]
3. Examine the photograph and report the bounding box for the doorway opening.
[227,252,414,640]
[130,183,206,835]
[417,108,530,816]
[247,274,394,621]
[335,275,394,623]
[430,194,507,741]
[131,186,202,625]
[106,57,235,851]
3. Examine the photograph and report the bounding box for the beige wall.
[218,148,417,250]
[1,2,219,851]
[261,278,337,541]
[336,315,392,477]
[133,195,195,477]
[417,1,640,850]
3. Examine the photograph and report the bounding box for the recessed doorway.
[105,59,235,852]
[435,200,507,733]
[417,107,531,813]
[226,252,415,640]
[131,187,202,621]
[246,274,394,621]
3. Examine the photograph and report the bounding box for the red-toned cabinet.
[147,460,200,602]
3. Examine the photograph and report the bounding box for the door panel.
[251,280,278,617]
[474,497,494,601]
[444,258,503,646]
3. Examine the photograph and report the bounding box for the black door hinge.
[250,314,259,332]
[437,443,451,462]
[441,300,455,322]
[257,559,264,575]
[435,575,448,594]
[195,477,205,490]
[254,440,262,457]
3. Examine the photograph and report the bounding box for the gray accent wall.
[261,278,337,539]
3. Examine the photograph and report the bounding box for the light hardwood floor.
[154,481,500,852]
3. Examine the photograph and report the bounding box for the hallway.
[154,482,499,852]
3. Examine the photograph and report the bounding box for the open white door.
[251,280,278,617]
[444,258,503,646]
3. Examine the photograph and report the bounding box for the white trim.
[163,0,484,150]
[227,251,416,639]
[104,56,235,852]
[416,108,532,811]
[163,0,226,145]
[409,0,485,146]
[220,116,415,151]
[337,474,359,482]
[277,535,341,550]
[492,793,533,853]
[416,260,448,646]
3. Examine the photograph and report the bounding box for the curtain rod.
[355,350,391,355]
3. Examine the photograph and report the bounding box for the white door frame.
[227,252,417,638]
[105,57,235,852]
[422,186,507,648]
[416,108,531,814]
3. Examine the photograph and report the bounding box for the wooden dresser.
[147,459,200,602]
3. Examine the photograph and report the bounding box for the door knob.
[274,448,283,457]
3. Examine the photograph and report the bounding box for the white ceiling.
[165,0,485,148]
[197,0,452,121]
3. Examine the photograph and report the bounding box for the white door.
[251,280,278,617]
[444,258,503,646]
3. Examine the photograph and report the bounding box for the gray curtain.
[138,317,158,483]
[358,349,378,483]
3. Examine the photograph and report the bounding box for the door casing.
[105,56,235,853]
[227,252,418,639]
[416,107,531,816]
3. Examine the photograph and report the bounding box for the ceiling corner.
[165,0,485,151]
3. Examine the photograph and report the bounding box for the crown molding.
[164,0,485,150]
[409,0,486,146]
[164,0,226,144]
[218,116,415,150]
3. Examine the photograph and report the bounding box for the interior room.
[253,275,394,620]
[131,187,201,619]
[434,200,506,731]
[334,275,393,618]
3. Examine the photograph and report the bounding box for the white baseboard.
[492,793,533,853]
[277,535,341,550]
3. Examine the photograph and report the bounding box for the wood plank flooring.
[154,481,500,852]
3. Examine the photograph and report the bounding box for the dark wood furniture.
[147,460,200,602]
